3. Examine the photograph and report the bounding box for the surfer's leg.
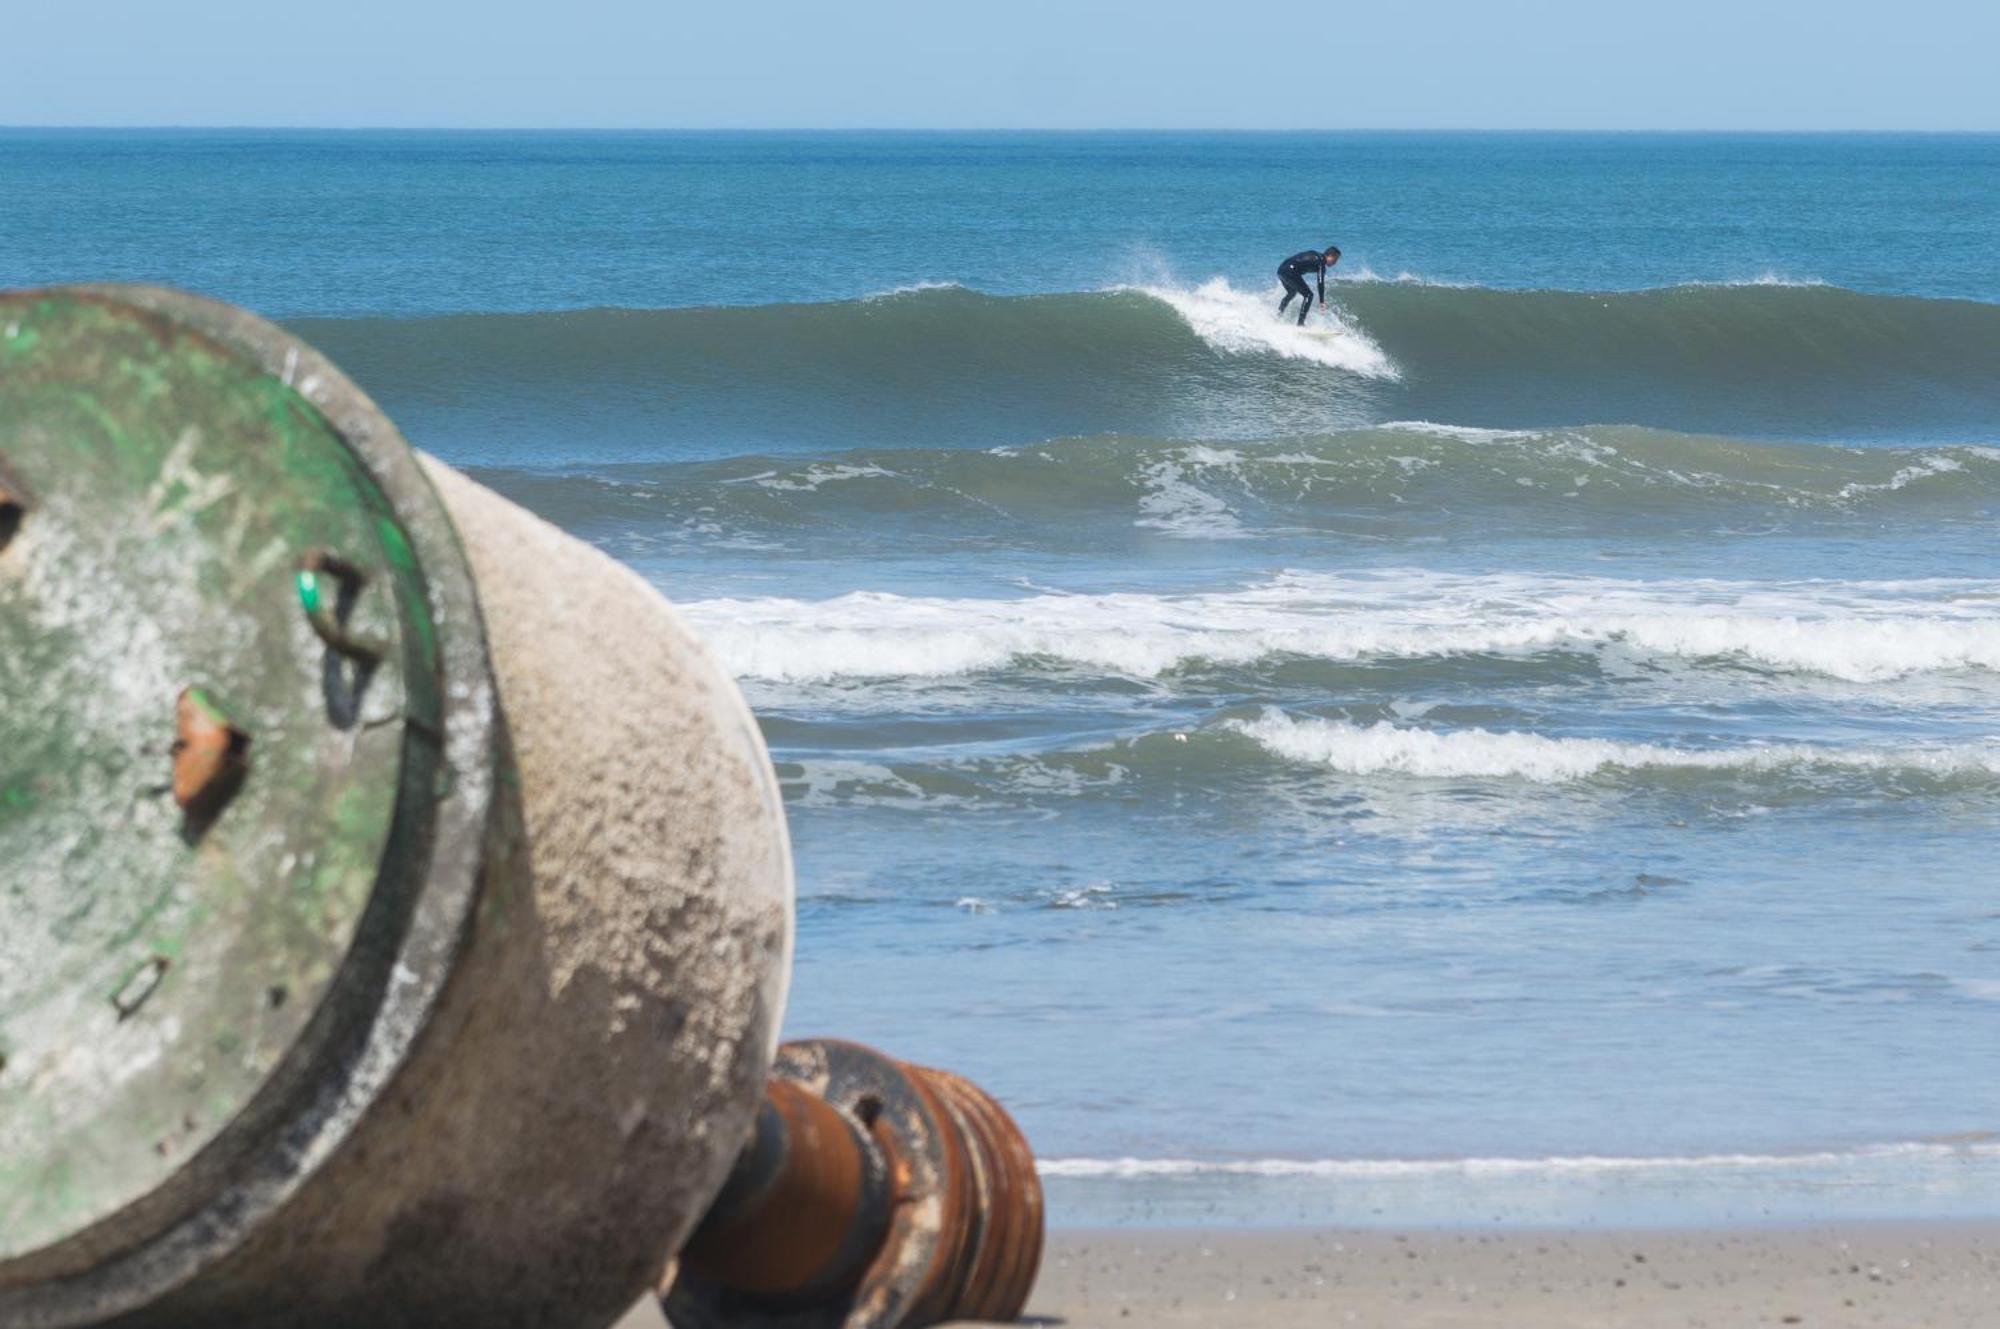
[1296,291,1312,326]
[1278,270,1308,317]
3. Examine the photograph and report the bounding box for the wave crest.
[479,428,2000,552]
[1126,278,1398,377]
[678,570,2000,685]
[1230,711,2000,784]
[297,282,2000,462]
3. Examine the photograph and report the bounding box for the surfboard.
[1298,327,1345,340]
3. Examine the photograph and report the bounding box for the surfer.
[1277,246,1341,325]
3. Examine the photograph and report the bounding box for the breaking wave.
[473,427,2000,550]
[771,724,2000,813]
[677,570,2000,685]
[294,281,2000,462]
[1230,712,2000,784]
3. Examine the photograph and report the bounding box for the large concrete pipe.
[0,285,1042,1329]
[0,285,791,1328]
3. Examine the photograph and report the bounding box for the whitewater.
[681,571,2000,685]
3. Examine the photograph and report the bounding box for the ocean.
[9,129,1998,1227]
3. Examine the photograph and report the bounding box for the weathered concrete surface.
[96,458,793,1328]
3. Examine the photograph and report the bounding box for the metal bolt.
[172,686,250,822]
[296,548,388,664]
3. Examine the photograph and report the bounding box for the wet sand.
[1010,1224,2000,1328]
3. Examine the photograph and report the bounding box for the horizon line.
[5,124,1998,136]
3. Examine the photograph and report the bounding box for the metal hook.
[296,548,389,664]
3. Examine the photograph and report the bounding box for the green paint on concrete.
[0,290,435,1261]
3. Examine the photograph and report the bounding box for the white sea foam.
[1230,711,2000,784]
[1039,1140,2000,1180]
[1332,265,1475,288]
[1835,453,1966,501]
[676,570,2000,684]
[1125,278,1400,378]
[1709,271,1831,289]
[1047,882,1119,910]
[859,280,964,301]
[1133,450,1249,539]
[1374,419,1547,444]
[776,759,938,808]
[743,462,896,492]
[1321,269,1826,291]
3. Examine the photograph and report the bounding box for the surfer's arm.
[1317,270,1326,302]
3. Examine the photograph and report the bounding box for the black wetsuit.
[1277,251,1330,325]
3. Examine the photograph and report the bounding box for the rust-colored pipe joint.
[170,686,251,826]
[668,1040,1045,1329]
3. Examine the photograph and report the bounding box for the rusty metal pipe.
[681,1080,892,1302]
[669,1040,1044,1329]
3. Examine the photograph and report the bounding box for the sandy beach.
[610,1222,2000,1327]
[1010,1224,2000,1328]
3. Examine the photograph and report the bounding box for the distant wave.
[473,427,2000,550]
[294,281,2000,461]
[677,570,2000,685]
[1328,267,1826,290]
[861,280,965,301]
[1327,265,1476,288]
[1702,270,1830,289]
[1041,1140,2000,1180]
[1232,712,2000,784]
[774,728,2000,813]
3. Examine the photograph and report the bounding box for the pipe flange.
[667,1039,1043,1329]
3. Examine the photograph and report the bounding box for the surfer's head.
[1324,246,1342,265]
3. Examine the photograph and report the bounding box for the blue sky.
[8,0,1996,130]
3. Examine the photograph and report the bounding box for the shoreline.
[1012,1221,2000,1327]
